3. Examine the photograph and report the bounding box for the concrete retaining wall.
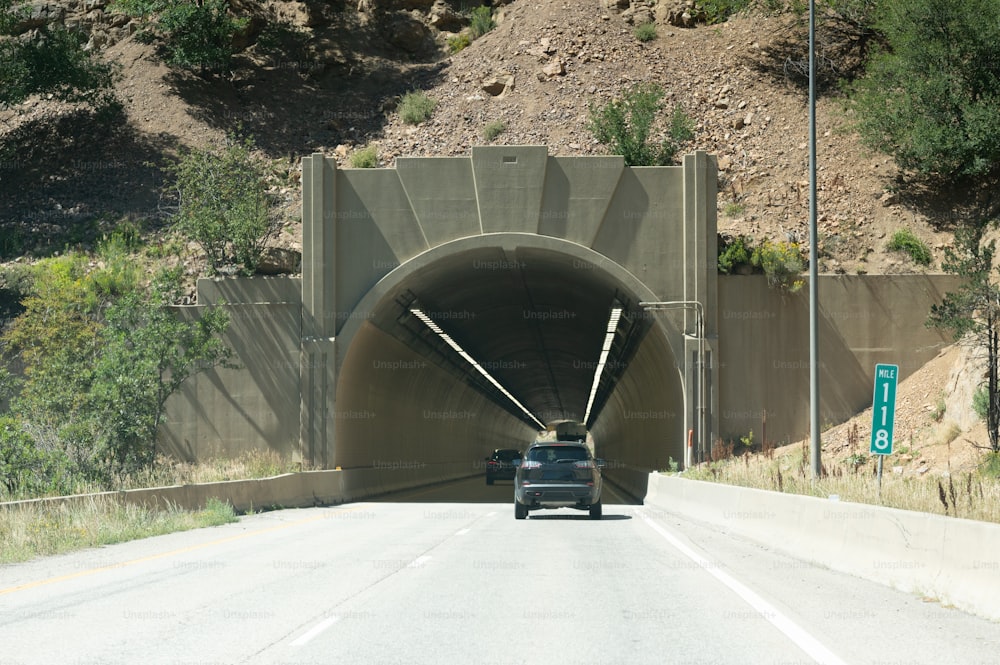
[644,473,1000,622]
[0,464,477,514]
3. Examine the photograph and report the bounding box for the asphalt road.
[2,475,999,665]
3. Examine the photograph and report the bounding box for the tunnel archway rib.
[333,233,687,477]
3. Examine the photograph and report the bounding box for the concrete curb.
[643,473,1000,622]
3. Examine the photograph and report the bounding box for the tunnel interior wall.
[589,326,685,469]
[718,274,961,447]
[335,322,538,471]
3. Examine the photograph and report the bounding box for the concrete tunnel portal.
[295,146,720,490]
[334,237,688,475]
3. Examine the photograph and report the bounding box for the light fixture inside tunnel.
[409,308,546,429]
[582,307,623,426]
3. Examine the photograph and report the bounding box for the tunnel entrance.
[298,146,719,484]
[334,237,687,475]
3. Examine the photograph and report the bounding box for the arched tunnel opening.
[334,236,687,497]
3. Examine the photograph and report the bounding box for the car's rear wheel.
[515,500,528,520]
[589,500,602,520]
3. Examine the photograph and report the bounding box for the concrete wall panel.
[396,156,482,245]
[538,156,624,243]
[470,146,549,234]
[160,301,301,462]
[718,274,959,445]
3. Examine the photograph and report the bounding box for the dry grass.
[682,441,1000,524]
[0,495,237,564]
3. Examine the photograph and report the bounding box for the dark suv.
[513,442,604,519]
[485,448,523,485]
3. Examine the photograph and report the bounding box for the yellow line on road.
[0,506,365,597]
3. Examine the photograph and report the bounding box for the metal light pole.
[638,301,705,470]
[808,0,822,479]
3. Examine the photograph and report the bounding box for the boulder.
[256,247,302,275]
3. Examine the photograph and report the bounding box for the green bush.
[587,83,694,166]
[697,0,753,24]
[166,134,279,275]
[482,120,506,141]
[468,6,495,38]
[974,384,990,422]
[350,144,378,168]
[2,259,233,484]
[634,22,657,42]
[398,90,437,125]
[887,228,932,266]
[0,1,114,106]
[718,235,753,274]
[447,33,471,53]
[981,451,1000,478]
[751,240,805,291]
[849,0,1000,181]
[112,0,246,73]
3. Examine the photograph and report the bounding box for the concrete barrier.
[644,473,1000,622]
[0,463,480,515]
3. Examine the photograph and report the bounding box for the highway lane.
[1,475,999,665]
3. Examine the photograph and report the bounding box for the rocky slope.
[1,0,996,470]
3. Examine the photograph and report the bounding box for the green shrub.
[350,144,378,168]
[751,240,805,291]
[587,83,694,166]
[112,0,246,73]
[468,6,495,38]
[398,90,437,125]
[974,384,990,422]
[849,0,1000,182]
[634,22,657,42]
[2,260,232,484]
[981,451,1000,478]
[697,0,753,24]
[482,120,506,141]
[447,33,471,53]
[718,235,753,274]
[166,133,279,275]
[0,7,114,106]
[887,228,932,266]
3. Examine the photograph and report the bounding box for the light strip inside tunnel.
[583,307,623,426]
[409,309,546,429]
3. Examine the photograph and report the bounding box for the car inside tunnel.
[334,240,688,489]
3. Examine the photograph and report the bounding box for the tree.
[586,83,694,167]
[0,0,114,106]
[1,256,232,483]
[928,225,1000,452]
[850,0,1000,181]
[166,134,280,275]
[89,268,232,475]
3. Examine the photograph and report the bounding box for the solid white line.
[291,615,340,647]
[640,513,848,665]
[455,528,471,536]
[407,555,432,568]
[485,511,497,517]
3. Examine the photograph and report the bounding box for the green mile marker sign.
[870,364,898,455]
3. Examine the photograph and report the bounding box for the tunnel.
[333,234,688,477]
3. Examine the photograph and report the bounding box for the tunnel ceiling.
[364,245,653,428]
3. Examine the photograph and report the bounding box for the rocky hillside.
[1,0,996,468]
[3,0,986,272]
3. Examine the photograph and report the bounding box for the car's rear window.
[526,446,589,463]
[495,450,522,461]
